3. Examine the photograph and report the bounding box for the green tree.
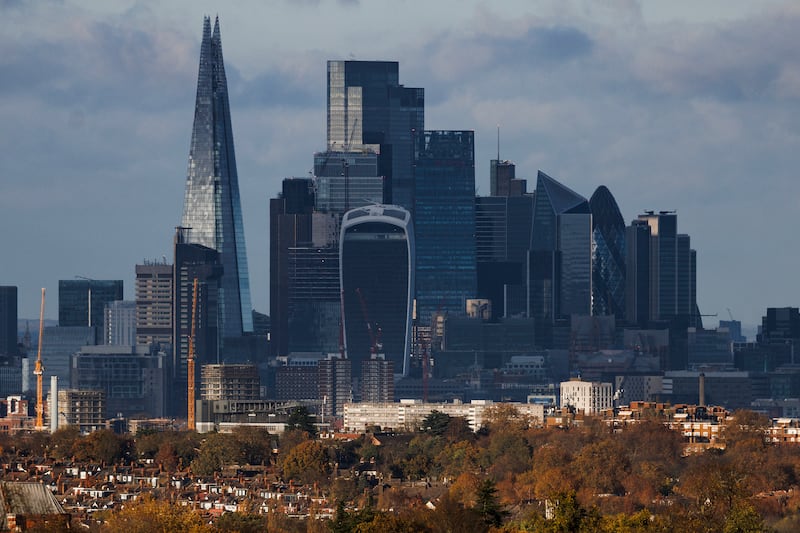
[422,410,451,435]
[475,479,507,527]
[286,406,316,434]
[191,432,237,476]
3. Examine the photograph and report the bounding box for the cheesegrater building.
[180,16,253,340]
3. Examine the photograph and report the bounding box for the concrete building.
[319,356,352,419]
[57,389,105,434]
[201,364,260,401]
[71,345,167,418]
[135,261,173,347]
[360,356,394,403]
[560,378,613,414]
[342,399,544,433]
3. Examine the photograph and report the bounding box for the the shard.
[181,16,253,337]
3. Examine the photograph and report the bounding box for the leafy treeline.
[4,407,800,531]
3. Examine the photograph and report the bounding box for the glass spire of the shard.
[181,16,253,336]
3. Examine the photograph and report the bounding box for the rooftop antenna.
[496,124,500,161]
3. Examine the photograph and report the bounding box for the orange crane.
[34,288,45,430]
[187,278,198,431]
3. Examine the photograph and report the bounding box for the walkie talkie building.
[340,205,414,377]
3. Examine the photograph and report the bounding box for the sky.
[1,0,799,333]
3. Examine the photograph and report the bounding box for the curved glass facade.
[340,205,413,376]
[589,185,626,318]
[181,16,252,337]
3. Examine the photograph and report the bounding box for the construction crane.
[355,287,379,356]
[34,288,45,430]
[187,278,199,431]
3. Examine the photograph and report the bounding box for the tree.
[231,425,272,465]
[191,432,237,476]
[103,495,211,533]
[71,429,123,464]
[214,512,266,533]
[49,426,80,459]
[474,479,507,527]
[280,439,331,484]
[723,501,765,533]
[286,406,316,435]
[422,410,451,436]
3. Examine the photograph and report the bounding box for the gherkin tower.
[181,16,253,336]
[589,185,626,318]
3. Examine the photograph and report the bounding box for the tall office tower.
[490,160,526,197]
[287,237,341,354]
[340,205,414,377]
[135,262,173,347]
[313,149,385,212]
[103,301,136,346]
[635,211,697,323]
[589,186,626,318]
[625,220,651,327]
[327,60,424,210]
[759,308,800,343]
[414,131,477,327]
[58,280,123,344]
[0,287,17,356]
[269,179,315,357]
[172,227,222,417]
[475,196,533,319]
[361,356,394,403]
[529,171,592,319]
[181,16,252,339]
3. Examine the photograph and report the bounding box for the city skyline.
[2,1,800,330]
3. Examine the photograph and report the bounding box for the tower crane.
[187,278,198,431]
[355,288,379,356]
[34,288,46,430]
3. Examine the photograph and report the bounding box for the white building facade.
[560,379,613,414]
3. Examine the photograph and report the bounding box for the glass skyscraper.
[0,287,18,356]
[181,16,252,338]
[414,131,477,326]
[340,205,414,377]
[327,61,424,210]
[58,280,123,344]
[589,185,626,318]
[529,171,592,319]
